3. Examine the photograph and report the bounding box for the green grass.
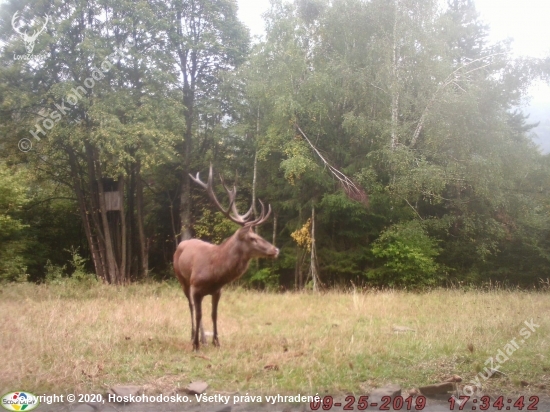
[0,282,549,397]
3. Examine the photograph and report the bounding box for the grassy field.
[1,282,549,398]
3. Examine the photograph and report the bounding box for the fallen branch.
[296,125,369,206]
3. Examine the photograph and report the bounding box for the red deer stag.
[173,165,279,350]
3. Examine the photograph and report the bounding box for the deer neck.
[215,234,252,282]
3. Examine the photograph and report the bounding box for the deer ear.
[238,226,252,238]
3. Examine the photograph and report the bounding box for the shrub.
[45,247,97,285]
[247,267,279,291]
[367,220,442,287]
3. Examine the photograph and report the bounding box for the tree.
[245,0,550,286]
[0,0,178,283]
[151,0,250,240]
[0,162,29,281]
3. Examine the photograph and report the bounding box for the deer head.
[189,164,278,258]
[12,11,49,54]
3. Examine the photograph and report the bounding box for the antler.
[27,15,48,41]
[11,12,48,40]
[189,164,272,227]
[11,11,25,36]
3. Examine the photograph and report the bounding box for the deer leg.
[199,320,206,344]
[211,290,222,347]
[191,290,204,351]
[188,298,195,341]
[183,285,195,341]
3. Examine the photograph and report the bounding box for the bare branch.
[404,198,423,220]
[409,53,505,148]
[296,125,369,206]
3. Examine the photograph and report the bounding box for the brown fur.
[174,226,278,350]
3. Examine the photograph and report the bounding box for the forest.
[1,0,549,289]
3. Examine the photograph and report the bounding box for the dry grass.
[0,282,549,397]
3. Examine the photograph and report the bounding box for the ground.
[1,282,548,410]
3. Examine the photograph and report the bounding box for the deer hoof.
[213,338,220,347]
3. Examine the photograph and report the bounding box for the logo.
[1,392,39,411]
[11,11,49,58]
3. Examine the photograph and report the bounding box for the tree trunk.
[179,164,192,241]
[84,141,110,282]
[67,148,105,281]
[118,175,127,282]
[295,246,300,290]
[169,190,179,249]
[252,151,258,217]
[177,22,196,241]
[252,105,260,217]
[127,161,136,279]
[251,151,260,272]
[391,0,400,150]
[272,213,277,246]
[295,206,303,289]
[136,159,148,278]
[310,204,319,292]
[92,148,121,284]
[179,93,194,240]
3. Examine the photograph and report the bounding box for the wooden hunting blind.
[102,178,122,211]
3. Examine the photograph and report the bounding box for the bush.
[45,260,66,285]
[247,267,279,291]
[0,163,29,282]
[367,220,442,287]
[45,247,97,285]
[0,243,28,283]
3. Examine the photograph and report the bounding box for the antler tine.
[190,164,253,226]
[12,11,25,35]
[189,165,232,217]
[219,173,254,224]
[241,204,254,220]
[30,15,48,40]
[245,200,272,227]
[218,174,237,210]
[189,171,207,189]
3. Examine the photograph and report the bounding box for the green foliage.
[247,267,280,291]
[0,163,29,282]
[193,209,239,244]
[368,221,442,287]
[21,196,86,282]
[312,193,373,283]
[280,140,319,184]
[45,248,97,285]
[67,247,96,283]
[320,247,370,282]
[45,260,67,285]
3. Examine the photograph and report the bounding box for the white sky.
[475,0,550,111]
[237,0,550,150]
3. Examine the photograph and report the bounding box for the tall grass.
[0,282,548,397]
